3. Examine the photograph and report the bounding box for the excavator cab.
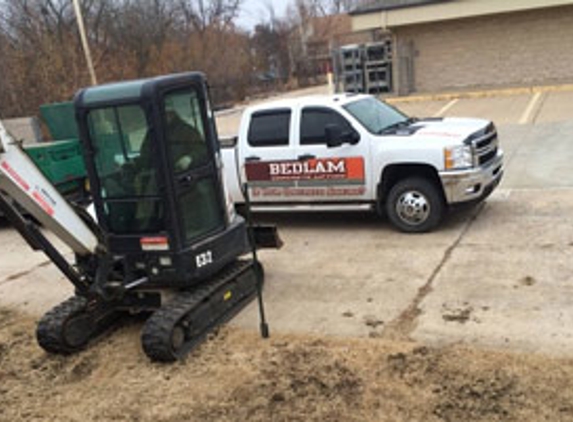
[0,73,278,362]
[75,73,249,286]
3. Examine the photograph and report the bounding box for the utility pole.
[72,0,98,86]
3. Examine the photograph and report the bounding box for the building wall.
[393,5,573,93]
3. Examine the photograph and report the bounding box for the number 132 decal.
[196,251,213,268]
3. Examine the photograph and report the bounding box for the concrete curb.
[386,83,573,104]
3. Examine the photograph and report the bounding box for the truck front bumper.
[439,149,504,205]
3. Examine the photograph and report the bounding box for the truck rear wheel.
[386,177,444,233]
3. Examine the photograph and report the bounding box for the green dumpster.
[39,101,79,140]
[25,139,87,197]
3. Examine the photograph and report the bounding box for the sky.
[236,0,290,31]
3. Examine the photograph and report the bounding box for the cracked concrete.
[380,204,484,341]
[0,260,51,286]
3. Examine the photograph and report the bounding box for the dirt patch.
[441,303,476,324]
[386,346,522,421]
[2,307,573,421]
[518,276,537,287]
[364,315,384,329]
[0,307,15,326]
[198,340,364,421]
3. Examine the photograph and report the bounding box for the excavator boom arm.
[0,121,98,256]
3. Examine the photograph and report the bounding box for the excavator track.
[36,295,121,354]
[141,259,261,362]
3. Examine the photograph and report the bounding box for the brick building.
[350,0,573,95]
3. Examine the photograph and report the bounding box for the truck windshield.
[343,97,408,135]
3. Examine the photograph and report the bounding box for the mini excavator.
[0,73,280,362]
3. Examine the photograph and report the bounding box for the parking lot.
[1,87,573,357]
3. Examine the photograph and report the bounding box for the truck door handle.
[245,156,260,162]
[298,154,316,161]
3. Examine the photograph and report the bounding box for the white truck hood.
[390,117,491,146]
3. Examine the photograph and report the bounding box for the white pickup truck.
[221,94,503,232]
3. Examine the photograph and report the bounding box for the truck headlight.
[444,145,473,170]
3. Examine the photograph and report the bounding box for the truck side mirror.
[325,124,345,148]
[348,130,360,145]
[325,124,360,148]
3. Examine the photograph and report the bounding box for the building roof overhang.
[351,0,573,31]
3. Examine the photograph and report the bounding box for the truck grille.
[468,124,498,167]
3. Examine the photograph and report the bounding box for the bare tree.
[0,0,280,117]
[178,0,242,33]
[0,0,85,116]
[292,0,366,19]
[94,0,175,77]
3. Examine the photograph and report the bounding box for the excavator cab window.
[162,88,224,245]
[88,105,164,234]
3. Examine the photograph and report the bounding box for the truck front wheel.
[386,178,444,233]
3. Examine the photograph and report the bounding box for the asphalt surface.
[1,87,573,357]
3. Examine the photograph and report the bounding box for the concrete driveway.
[1,87,573,358]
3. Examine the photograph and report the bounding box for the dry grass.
[2,307,573,422]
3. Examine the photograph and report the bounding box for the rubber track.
[36,296,89,354]
[141,260,255,362]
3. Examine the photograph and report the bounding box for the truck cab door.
[238,108,297,203]
[294,106,370,203]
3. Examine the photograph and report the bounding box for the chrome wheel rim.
[395,190,431,226]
